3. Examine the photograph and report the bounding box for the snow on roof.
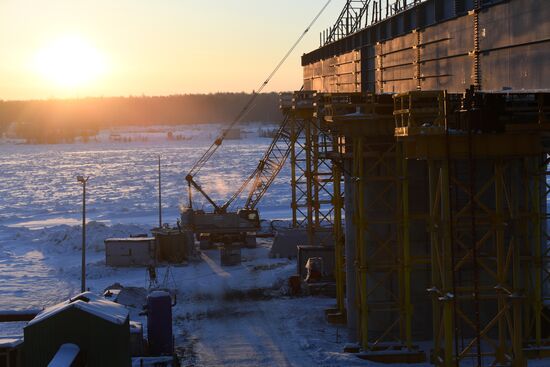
[0,337,23,348]
[148,291,170,299]
[48,343,80,367]
[104,237,155,242]
[28,292,129,327]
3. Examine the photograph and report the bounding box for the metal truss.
[324,0,370,44]
[289,93,337,245]
[244,114,294,209]
[221,113,296,211]
[290,115,310,230]
[322,1,429,45]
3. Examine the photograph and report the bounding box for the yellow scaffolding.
[327,93,427,363]
[289,91,346,321]
[397,90,550,366]
[289,91,336,243]
[331,132,346,319]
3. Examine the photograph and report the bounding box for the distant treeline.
[0,93,284,143]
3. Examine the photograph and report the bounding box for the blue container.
[147,291,173,356]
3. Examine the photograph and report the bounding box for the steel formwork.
[286,85,550,365]
[424,157,533,366]
[307,90,550,366]
[324,93,429,363]
[397,90,550,366]
[353,135,411,349]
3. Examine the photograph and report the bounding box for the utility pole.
[158,155,162,228]
[77,175,89,293]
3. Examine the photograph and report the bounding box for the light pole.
[77,175,89,293]
[158,155,162,228]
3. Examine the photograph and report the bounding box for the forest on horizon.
[0,93,284,143]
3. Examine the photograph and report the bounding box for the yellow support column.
[440,160,455,367]
[353,137,368,349]
[304,118,314,244]
[532,156,543,347]
[511,160,525,366]
[333,136,346,317]
[428,160,443,363]
[495,161,507,364]
[399,142,412,349]
[290,113,299,227]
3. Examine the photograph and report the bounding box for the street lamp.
[158,155,162,228]
[77,175,89,293]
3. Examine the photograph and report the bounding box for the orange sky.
[0,0,342,100]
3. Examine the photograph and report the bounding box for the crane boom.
[185,0,332,210]
[220,107,300,212]
[244,113,296,209]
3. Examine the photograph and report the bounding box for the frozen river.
[0,124,292,231]
[0,123,294,313]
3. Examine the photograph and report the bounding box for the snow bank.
[1,222,151,254]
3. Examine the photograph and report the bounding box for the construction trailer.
[292,0,550,365]
[105,230,195,267]
[104,237,156,267]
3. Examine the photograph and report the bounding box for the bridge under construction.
[281,0,550,365]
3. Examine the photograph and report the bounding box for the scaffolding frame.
[323,92,427,362]
[396,90,550,367]
[289,91,346,320]
[289,92,337,242]
[352,136,415,351]
[425,157,539,366]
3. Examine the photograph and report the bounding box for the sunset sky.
[0,0,342,100]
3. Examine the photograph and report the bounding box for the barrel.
[147,291,173,356]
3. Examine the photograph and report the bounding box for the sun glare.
[34,36,107,89]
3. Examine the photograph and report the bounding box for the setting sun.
[33,36,107,89]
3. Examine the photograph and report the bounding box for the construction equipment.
[181,1,333,247]
[182,93,300,246]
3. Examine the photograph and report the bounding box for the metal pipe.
[82,179,86,293]
[290,115,298,227]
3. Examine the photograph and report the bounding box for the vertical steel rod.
[158,155,162,228]
[81,180,87,293]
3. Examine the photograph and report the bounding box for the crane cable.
[186,0,333,183]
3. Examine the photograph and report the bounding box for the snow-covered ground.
[0,123,292,230]
[1,124,548,367]
[0,124,374,366]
